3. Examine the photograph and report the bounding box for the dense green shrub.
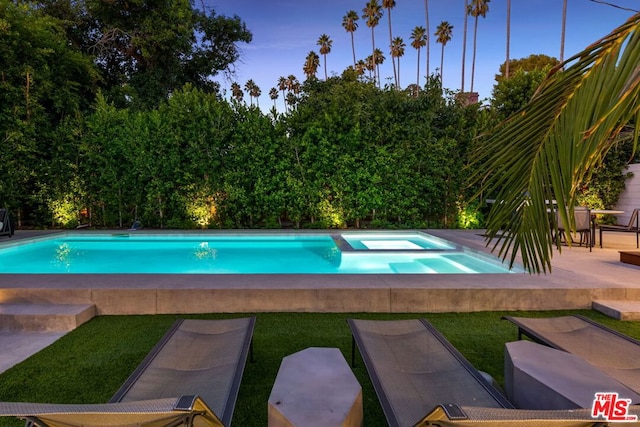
[5,73,630,230]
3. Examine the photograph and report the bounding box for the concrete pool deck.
[1,228,640,374]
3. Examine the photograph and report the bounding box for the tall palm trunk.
[440,44,445,80]
[387,11,397,87]
[323,54,328,80]
[506,0,511,78]
[461,0,468,92]
[560,0,567,63]
[371,29,378,87]
[416,47,421,89]
[470,13,479,92]
[425,0,430,78]
[351,33,356,67]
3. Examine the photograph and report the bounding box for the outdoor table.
[268,347,363,427]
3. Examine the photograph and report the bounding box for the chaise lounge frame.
[347,318,513,427]
[0,317,256,427]
[503,314,640,394]
[348,318,634,427]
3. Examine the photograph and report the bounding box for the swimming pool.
[0,232,517,274]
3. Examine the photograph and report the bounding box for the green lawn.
[1,310,639,426]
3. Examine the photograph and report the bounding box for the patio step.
[592,300,640,321]
[0,303,96,332]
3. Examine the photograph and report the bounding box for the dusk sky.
[208,0,638,109]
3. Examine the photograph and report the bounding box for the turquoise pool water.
[0,232,517,274]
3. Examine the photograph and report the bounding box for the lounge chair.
[0,208,13,237]
[348,318,634,427]
[503,315,640,394]
[347,318,513,427]
[0,395,224,427]
[0,317,256,427]
[599,208,639,248]
[414,404,640,426]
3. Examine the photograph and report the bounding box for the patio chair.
[348,318,627,427]
[554,207,591,251]
[110,317,255,426]
[0,395,224,427]
[0,208,13,237]
[503,315,640,394]
[0,317,256,427]
[414,404,640,426]
[347,318,514,427]
[599,208,639,248]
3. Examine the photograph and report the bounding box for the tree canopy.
[495,54,559,82]
[33,0,252,109]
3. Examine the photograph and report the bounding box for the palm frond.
[470,12,640,274]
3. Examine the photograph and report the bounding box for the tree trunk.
[506,0,511,79]
[388,11,397,88]
[425,0,430,78]
[416,48,421,94]
[560,0,567,63]
[461,0,468,92]
[471,16,479,93]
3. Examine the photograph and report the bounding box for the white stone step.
[592,300,640,321]
[0,303,96,332]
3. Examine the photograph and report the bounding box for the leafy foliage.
[495,54,559,82]
[4,2,636,236]
[34,0,252,109]
[5,73,486,229]
[490,67,549,120]
[470,13,640,273]
[0,0,97,223]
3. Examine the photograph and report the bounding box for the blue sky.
[208,0,638,109]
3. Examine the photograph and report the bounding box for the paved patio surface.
[1,228,639,374]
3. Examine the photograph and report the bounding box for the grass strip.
[1,310,638,426]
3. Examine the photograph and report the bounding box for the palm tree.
[506,0,511,79]
[435,21,453,81]
[230,82,243,103]
[468,0,490,93]
[424,0,430,79]
[342,10,359,67]
[560,0,567,63]
[244,79,256,105]
[390,36,405,88]
[303,50,320,80]
[286,75,300,95]
[362,0,383,86]
[373,48,385,85]
[251,84,261,108]
[269,87,278,109]
[316,34,332,80]
[355,59,367,77]
[382,0,397,87]
[461,0,469,92]
[469,14,640,273]
[285,92,297,110]
[277,76,288,111]
[365,55,375,80]
[410,26,427,93]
